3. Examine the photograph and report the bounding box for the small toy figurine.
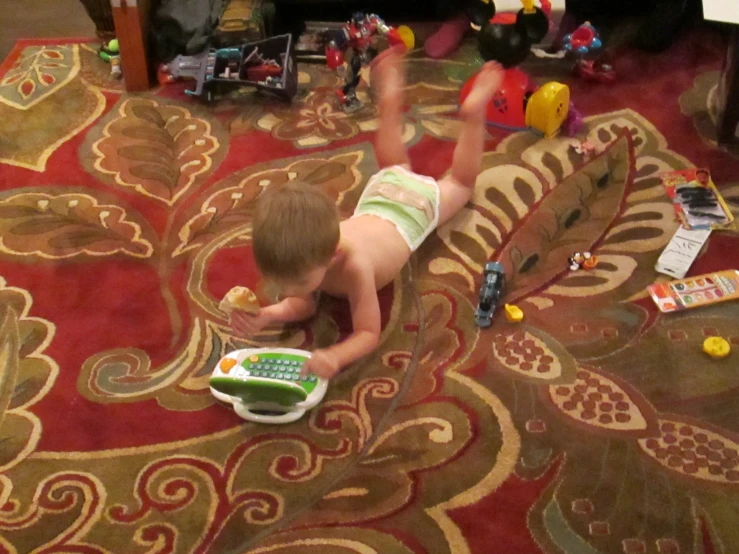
[110,56,122,79]
[325,12,405,113]
[476,261,506,328]
[98,38,119,63]
[568,251,598,271]
[98,38,122,79]
[572,140,597,160]
[562,22,616,84]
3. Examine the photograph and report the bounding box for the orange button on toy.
[219,358,238,373]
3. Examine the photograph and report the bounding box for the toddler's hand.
[230,309,268,337]
[301,349,340,380]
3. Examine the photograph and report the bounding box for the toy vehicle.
[475,261,506,328]
[173,34,298,103]
[209,347,328,424]
[459,67,571,138]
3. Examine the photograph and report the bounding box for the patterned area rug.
[1,30,739,554]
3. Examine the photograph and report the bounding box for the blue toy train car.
[475,261,506,328]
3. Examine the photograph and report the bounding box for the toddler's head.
[252,181,340,296]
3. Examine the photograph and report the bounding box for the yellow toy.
[703,337,731,359]
[521,0,536,13]
[525,82,570,138]
[460,68,575,140]
[504,304,524,322]
[396,25,415,50]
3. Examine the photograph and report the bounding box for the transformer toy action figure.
[325,12,404,112]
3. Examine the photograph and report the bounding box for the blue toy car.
[475,261,506,328]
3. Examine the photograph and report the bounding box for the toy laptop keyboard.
[209,347,328,424]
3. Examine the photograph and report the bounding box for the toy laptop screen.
[210,376,308,406]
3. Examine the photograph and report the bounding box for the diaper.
[353,165,440,251]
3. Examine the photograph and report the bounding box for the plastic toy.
[461,1,582,139]
[504,303,524,322]
[175,34,298,103]
[396,25,416,50]
[562,22,616,84]
[325,12,405,113]
[517,0,550,44]
[98,39,122,79]
[467,0,496,30]
[475,261,506,328]
[572,140,597,160]
[209,347,328,424]
[477,21,531,68]
[648,270,739,313]
[459,67,571,138]
[98,38,119,63]
[703,337,731,359]
[476,0,552,66]
[568,251,597,271]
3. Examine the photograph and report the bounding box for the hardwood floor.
[0,0,95,61]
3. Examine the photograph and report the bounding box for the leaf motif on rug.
[0,45,105,172]
[257,89,380,149]
[89,97,225,205]
[0,45,78,109]
[423,110,687,310]
[0,191,154,259]
[0,279,58,473]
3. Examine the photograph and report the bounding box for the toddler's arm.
[232,294,317,337]
[303,264,380,378]
[262,294,318,324]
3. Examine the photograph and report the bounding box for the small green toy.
[98,38,120,62]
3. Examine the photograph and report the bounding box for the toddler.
[231,46,503,379]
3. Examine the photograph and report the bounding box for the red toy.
[460,67,537,131]
[562,22,616,84]
[325,12,405,112]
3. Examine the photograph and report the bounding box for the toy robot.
[325,12,404,113]
[475,261,506,328]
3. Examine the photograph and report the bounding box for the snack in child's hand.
[219,286,260,315]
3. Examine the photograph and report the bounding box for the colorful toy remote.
[209,347,328,424]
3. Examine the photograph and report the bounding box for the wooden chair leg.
[112,0,152,92]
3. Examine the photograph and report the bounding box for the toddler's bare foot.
[371,44,406,108]
[460,61,504,121]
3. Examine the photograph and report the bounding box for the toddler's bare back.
[319,214,412,297]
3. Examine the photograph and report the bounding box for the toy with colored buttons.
[569,251,598,271]
[209,348,328,424]
[703,337,731,359]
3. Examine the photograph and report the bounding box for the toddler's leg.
[371,45,411,168]
[436,62,503,226]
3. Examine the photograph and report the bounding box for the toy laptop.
[209,347,328,424]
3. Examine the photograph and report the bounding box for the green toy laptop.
[209,347,328,424]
